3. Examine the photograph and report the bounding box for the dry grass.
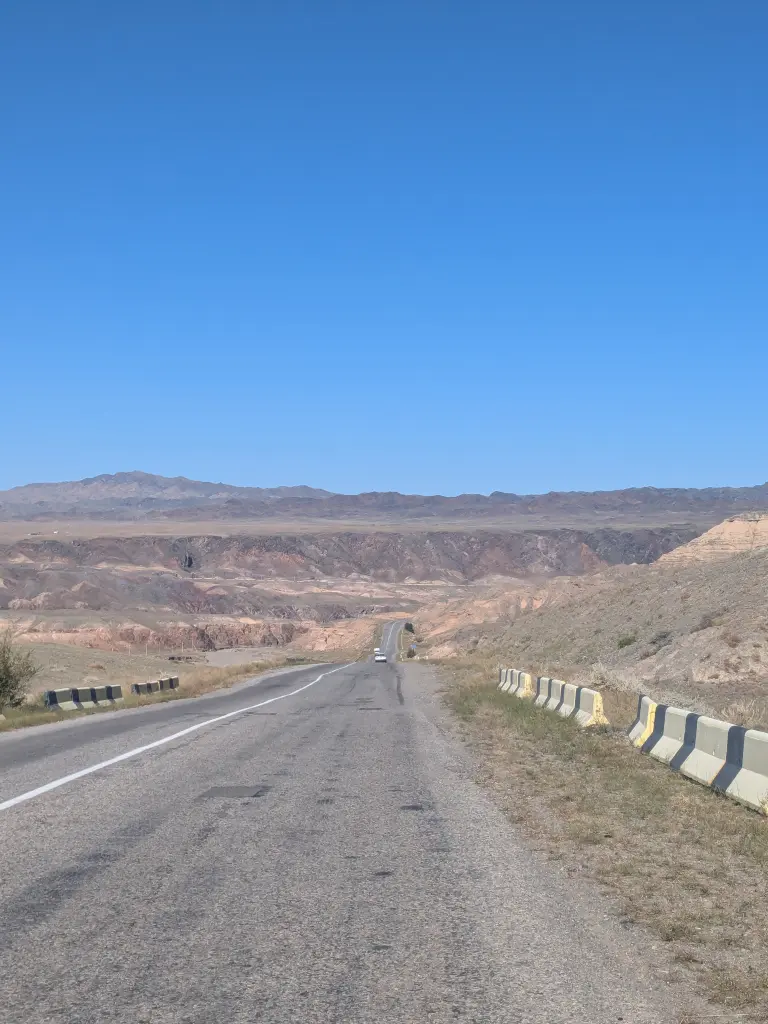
[0,657,315,732]
[17,641,204,699]
[441,657,768,1021]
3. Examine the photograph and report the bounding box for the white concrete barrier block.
[573,687,608,727]
[680,716,729,787]
[647,706,690,765]
[628,696,657,746]
[545,679,565,711]
[71,686,96,709]
[558,682,578,718]
[726,730,768,813]
[516,672,535,699]
[534,677,551,706]
[44,688,78,712]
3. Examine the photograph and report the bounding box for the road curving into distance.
[378,618,404,661]
[0,624,705,1023]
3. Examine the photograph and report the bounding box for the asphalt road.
[0,631,702,1022]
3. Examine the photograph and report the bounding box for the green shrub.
[0,630,39,711]
[617,634,637,650]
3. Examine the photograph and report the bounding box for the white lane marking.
[0,663,352,813]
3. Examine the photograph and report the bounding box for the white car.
[374,653,387,663]
[373,647,381,655]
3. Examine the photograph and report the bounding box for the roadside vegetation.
[441,656,768,1021]
[396,621,417,660]
[0,629,39,714]
[0,656,315,732]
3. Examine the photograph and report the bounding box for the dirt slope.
[423,519,768,725]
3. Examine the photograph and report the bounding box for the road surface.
[0,634,703,1022]
[379,618,403,660]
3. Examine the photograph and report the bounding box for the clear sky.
[2,1,766,495]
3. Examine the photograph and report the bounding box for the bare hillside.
[658,513,768,565]
[0,525,698,613]
[426,515,768,724]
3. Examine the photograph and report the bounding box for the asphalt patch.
[198,785,272,800]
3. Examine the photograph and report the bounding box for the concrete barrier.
[132,677,179,696]
[498,669,607,726]
[723,730,768,812]
[679,716,729,788]
[558,682,579,719]
[534,676,551,706]
[91,684,125,706]
[501,672,768,813]
[498,669,528,696]
[43,685,124,711]
[545,679,566,712]
[630,694,768,813]
[642,706,693,765]
[515,672,533,698]
[44,688,79,711]
[69,686,96,708]
[572,686,608,727]
[629,695,658,747]
[132,681,156,694]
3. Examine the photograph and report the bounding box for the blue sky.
[2,1,766,495]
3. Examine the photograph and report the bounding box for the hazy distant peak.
[0,472,334,509]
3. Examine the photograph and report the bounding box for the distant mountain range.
[0,472,331,509]
[2,471,768,526]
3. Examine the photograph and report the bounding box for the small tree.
[404,621,415,633]
[0,630,38,711]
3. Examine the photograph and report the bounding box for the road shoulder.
[402,660,740,1024]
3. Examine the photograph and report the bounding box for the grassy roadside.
[0,656,317,733]
[440,656,768,1022]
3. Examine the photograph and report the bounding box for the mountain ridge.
[2,472,768,524]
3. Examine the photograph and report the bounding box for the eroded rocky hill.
[0,525,700,615]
